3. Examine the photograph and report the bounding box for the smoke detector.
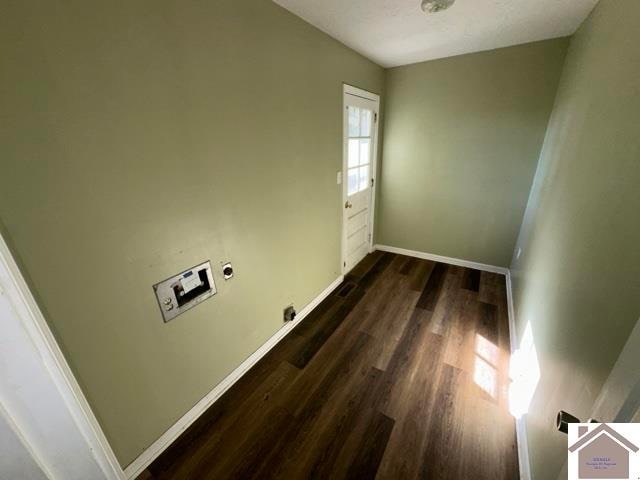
[421,0,456,13]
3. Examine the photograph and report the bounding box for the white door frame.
[0,232,124,479]
[341,84,380,274]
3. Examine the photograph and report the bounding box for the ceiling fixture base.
[421,0,456,14]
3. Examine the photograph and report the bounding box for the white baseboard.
[506,271,531,480]
[374,244,509,276]
[505,271,518,355]
[515,416,531,480]
[123,275,344,479]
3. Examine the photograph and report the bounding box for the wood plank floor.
[141,252,519,480]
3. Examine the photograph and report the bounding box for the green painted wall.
[0,0,384,467]
[377,39,568,267]
[509,1,640,478]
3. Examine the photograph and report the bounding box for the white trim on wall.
[374,244,509,275]
[343,84,380,102]
[515,417,532,480]
[506,271,532,480]
[123,274,344,479]
[505,271,518,356]
[0,400,52,480]
[0,234,125,480]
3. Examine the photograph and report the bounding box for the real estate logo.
[568,424,640,479]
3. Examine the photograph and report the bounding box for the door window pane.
[348,168,358,195]
[346,103,374,197]
[348,106,374,138]
[348,107,360,137]
[360,110,372,137]
[348,139,359,168]
[359,139,370,166]
[359,165,369,191]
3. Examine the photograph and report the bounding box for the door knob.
[557,411,580,434]
[556,410,601,434]
[345,201,353,209]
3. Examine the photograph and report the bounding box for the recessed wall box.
[153,260,216,322]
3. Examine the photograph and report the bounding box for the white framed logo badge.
[568,424,640,479]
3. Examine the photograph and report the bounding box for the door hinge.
[368,233,372,242]
[343,261,346,267]
[371,178,375,188]
[374,112,378,123]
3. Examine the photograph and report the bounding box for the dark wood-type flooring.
[141,252,519,479]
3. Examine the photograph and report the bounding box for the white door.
[342,86,379,273]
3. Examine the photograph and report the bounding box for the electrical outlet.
[283,305,296,323]
[222,262,234,280]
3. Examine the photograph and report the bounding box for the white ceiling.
[272,0,599,68]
